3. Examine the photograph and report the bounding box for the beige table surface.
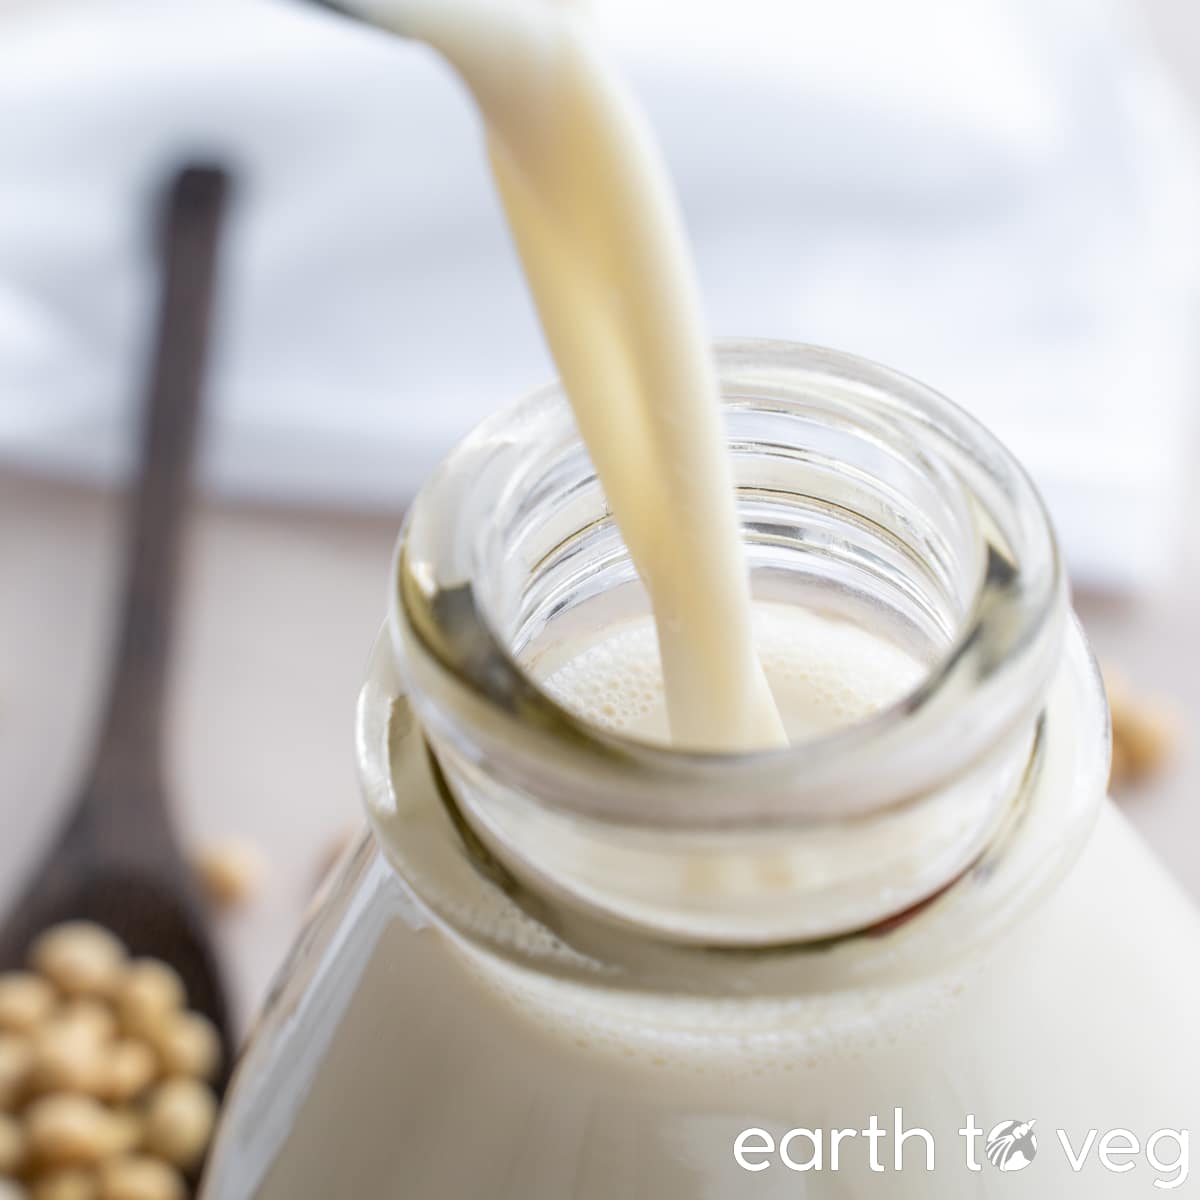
[1,464,1197,1032]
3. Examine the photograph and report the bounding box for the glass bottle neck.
[361,341,1108,989]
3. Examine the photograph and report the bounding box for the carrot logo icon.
[986,1120,1038,1171]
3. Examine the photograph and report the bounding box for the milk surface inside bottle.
[200,1,1200,1196]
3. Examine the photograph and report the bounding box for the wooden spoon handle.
[91,166,230,794]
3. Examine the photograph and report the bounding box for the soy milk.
[204,610,1200,1198]
[355,0,784,749]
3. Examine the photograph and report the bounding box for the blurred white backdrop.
[2,0,1198,588]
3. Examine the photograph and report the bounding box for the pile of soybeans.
[0,923,221,1200]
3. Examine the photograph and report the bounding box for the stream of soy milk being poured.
[349,0,786,750]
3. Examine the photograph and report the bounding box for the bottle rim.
[391,338,1067,831]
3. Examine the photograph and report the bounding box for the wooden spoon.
[0,165,236,1089]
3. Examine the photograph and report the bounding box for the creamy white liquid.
[206,616,1200,1198]
[540,603,927,745]
[356,0,784,750]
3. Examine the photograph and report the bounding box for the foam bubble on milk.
[541,603,929,744]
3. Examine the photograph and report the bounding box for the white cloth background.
[1,0,1198,589]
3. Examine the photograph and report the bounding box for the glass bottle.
[202,340,1200,1198]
